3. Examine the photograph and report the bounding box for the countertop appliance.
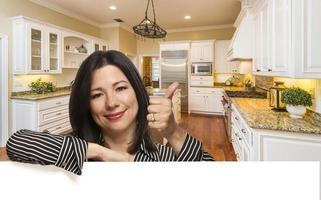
[191,63,212,76]
[269,81,286,110]
[160,49,188,112]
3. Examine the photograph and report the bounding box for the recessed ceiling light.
[109,5,117,10]
[184,15,192,20]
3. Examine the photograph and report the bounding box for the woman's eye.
[91,93,102,99]
[116,86,127,92]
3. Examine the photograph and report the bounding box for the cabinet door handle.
[56,112,62,116]
[241,129,246,134]
[268,69,272,72]
[56,126,62,130]
[235,116,239,121]
[256,69,261,72]
[56,102,62,105]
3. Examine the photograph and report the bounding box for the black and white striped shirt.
[6,129,214,175]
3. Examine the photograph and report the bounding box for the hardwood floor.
[179,113,236,161]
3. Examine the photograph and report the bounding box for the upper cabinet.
[252,0,321,79]
[191,41,214,62]
[12,16,109,74]
[214,40,240,73]
[62,32,92,69]
[13,17,62,74]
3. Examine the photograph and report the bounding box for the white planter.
[286,105,306,119]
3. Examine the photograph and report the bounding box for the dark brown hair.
[69,50,156,154]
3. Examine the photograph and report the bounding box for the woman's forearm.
[87,143,132,161]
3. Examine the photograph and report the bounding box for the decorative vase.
[286,104,306,119]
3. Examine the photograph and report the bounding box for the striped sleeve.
[176,133,214,161]
[6,129,88,175]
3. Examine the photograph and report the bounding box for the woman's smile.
[104,110,126,121]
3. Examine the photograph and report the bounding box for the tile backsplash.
[13,69,77,92]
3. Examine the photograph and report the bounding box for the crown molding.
[167,24,234,33]
[29,0,101,27]
[100,23,134,33]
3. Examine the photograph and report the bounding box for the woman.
[6,50,214,175]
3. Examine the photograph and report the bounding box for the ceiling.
[30,0,241,31]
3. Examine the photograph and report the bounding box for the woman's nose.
[105,94,118,109]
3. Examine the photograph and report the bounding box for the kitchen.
[0,0,320,199]
[0,0,321,162]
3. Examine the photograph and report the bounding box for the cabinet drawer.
[191,76,213,81]
[190,80,213,87]
[39,117,71,135]
[38,96,70,111]
[38,104,69,126]
[231,111,251,146]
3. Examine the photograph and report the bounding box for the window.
[152,57,159,81]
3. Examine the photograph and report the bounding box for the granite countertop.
[214,83,244,91]
[11,88,71,100]
[232,98,321,135]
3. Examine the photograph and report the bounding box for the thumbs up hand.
[147,82,180,138]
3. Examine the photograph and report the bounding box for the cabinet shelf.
[32,55,41,58]
[64,51,88,56]
[32,39,41,43]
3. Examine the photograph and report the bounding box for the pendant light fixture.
[133,0,167,39]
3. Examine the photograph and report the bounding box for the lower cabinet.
[189,87,224,115]
[231,103,321,161]
[12,95,72,135]
[252,130,321,161]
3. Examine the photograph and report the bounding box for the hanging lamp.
[133,0,167,39]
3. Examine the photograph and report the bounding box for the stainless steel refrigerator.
[160,50,188,112]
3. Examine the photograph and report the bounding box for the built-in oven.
[191,63,212,76]
[222,93,232,141]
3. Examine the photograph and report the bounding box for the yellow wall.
[100,27,119,50]
[137,27,235,55]
[119,28,137,55]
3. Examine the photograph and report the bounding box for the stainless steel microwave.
[191,63,212,75]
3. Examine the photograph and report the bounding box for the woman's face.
[89,65,139,136]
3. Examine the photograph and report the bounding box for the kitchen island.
[230,97,321,161]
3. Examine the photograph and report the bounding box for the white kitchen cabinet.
[190,76,213,87]
[252,0,270,73]
[62,32,92,69]
[231,104,253,161]
[12,16,62,74]
[292,0,321,78]
[12,96,72,135]
[231,102,321,161]
[253,0,321,79]
[189,87,224,115]
[214,40,240,73]
[252,130,321,161]
[191,41,214,63]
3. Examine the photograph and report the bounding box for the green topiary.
[28,78,56,94]
[281,87,312,107]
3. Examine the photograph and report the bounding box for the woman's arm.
[6,129,87,175]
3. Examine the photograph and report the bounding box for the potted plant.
[281,87,312,118]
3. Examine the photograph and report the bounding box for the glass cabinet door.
[31,28,43,71]
[48,32,59,71]
[94,43,99,51]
